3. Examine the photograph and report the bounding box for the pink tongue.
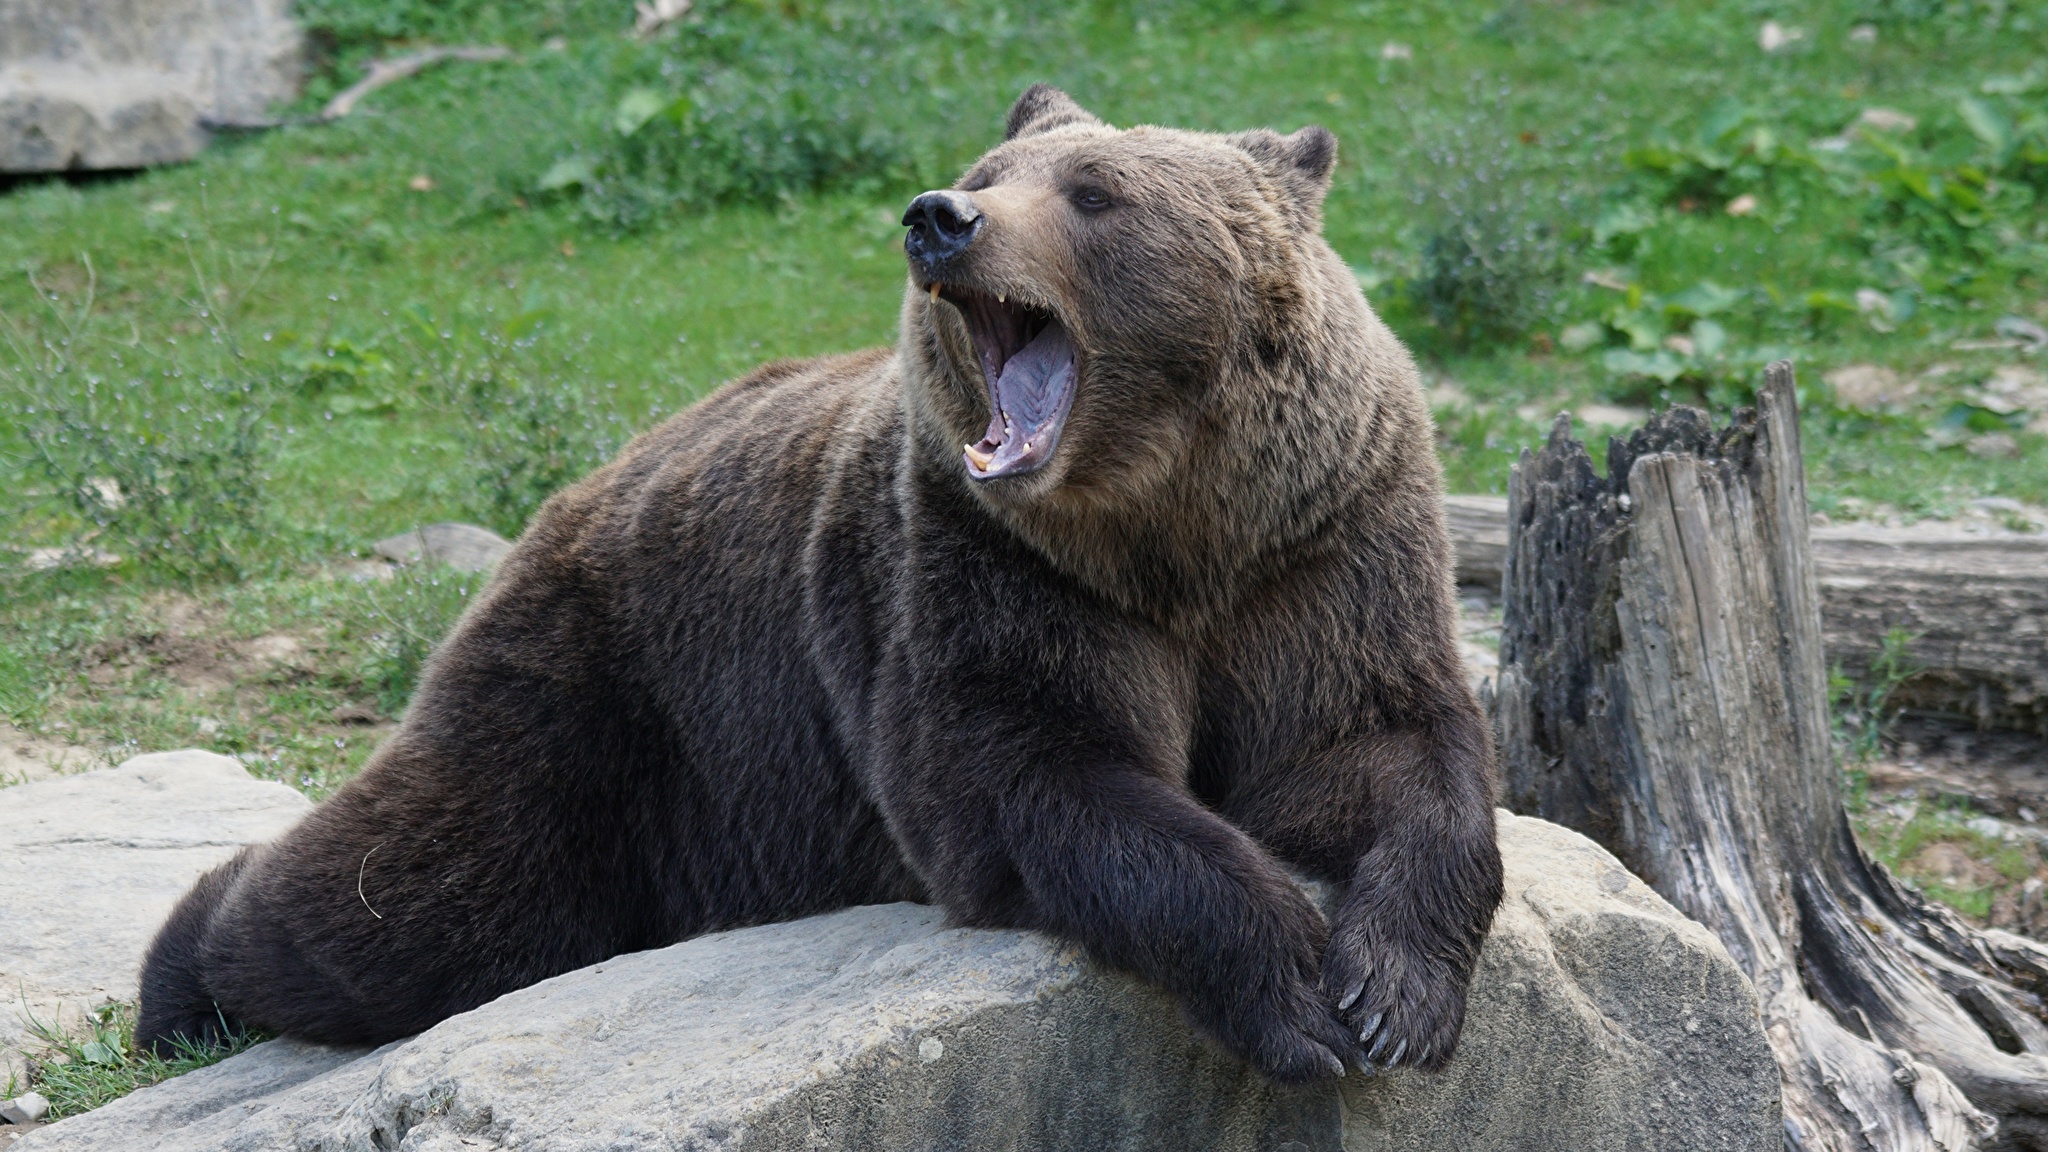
[966,321,1076,480]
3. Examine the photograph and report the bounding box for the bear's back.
[377,345,924,938]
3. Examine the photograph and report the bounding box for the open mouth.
[935,285,1077,482]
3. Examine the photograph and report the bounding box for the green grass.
[2,0,2042,526]
[0,0,2036,790]
[11,1001,265,1119]
[0,0,2038,802]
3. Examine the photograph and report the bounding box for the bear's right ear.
[1229,125,1339,220]
[1231,127,1338,187]
[1005,84,1104,141]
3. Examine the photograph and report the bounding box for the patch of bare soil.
[38,589,392,795]
[1905,841,2006,889]
[0,721,99,785]
[1861,716,2048,939]
[77,595,314,700]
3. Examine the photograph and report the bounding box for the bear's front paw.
[1199,975,1357,1085]
[1321,907,1474,1073]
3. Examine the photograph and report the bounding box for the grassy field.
[1,0,2045,1096]
[5,0,2045,525]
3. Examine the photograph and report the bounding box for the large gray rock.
[17,812,1780,1151]
[0,751,311,1083]
[1343,815,1783,1150]
[0,0,300,171]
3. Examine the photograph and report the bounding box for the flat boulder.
[17,812,1780,1151]
[0,752,310,1083]
[0,0,300,172]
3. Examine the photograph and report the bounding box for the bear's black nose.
[903,190,983,266]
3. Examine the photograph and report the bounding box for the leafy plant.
[1922,401,2030,450]
[0,265,278,583]
[397,304,631,537]
[539,0,1011,228]
[1801,95,2048,270]
[1409,214,1560,351]
[1563,278,1787,408]
[1831,627,1920,765]
[459,367,627,537]
[1835,126,1994,247]
[281,334,402,417]
[1589,198,1658,261]
[1399,117,1568,352]
[1622,99,1812,214]
[16,1000,263,1119]
[1600,93,2048,338]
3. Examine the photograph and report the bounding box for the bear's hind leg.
[136,848,254,1057]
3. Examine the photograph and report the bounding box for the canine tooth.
[997,293,1006,303]
[930,283,941,302]
[964,445,995,471]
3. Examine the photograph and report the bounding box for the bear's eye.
[1070,188,1112,213]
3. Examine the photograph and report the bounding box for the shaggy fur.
[138,87,1502,1083]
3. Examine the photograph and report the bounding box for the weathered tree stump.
[1494,362,2048,1151]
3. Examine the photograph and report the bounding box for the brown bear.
[138,86,1502,1084]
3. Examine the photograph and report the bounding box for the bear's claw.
[1367,1026,1393,1062]
[1337,979,1365,1011]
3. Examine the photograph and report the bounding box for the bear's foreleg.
[903,758,1361,1083]
[1310,714,1503,1072]
[874,507,1367,1081]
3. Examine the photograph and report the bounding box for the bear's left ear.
[1005,84,1105,140]
[1231,125,1338,211]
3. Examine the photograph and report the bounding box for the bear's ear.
[1281,125,1338,184]
[1231,125,1339,209]
[1005,84,1104,141]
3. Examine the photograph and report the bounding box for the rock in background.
[371,522,514,574]
[0,0,301,172]
[16,809,1780,1152]
[0,751,311,1084]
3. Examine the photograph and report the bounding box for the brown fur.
[139,87,1502,1083]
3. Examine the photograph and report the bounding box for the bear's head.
[898,85,1405,529]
